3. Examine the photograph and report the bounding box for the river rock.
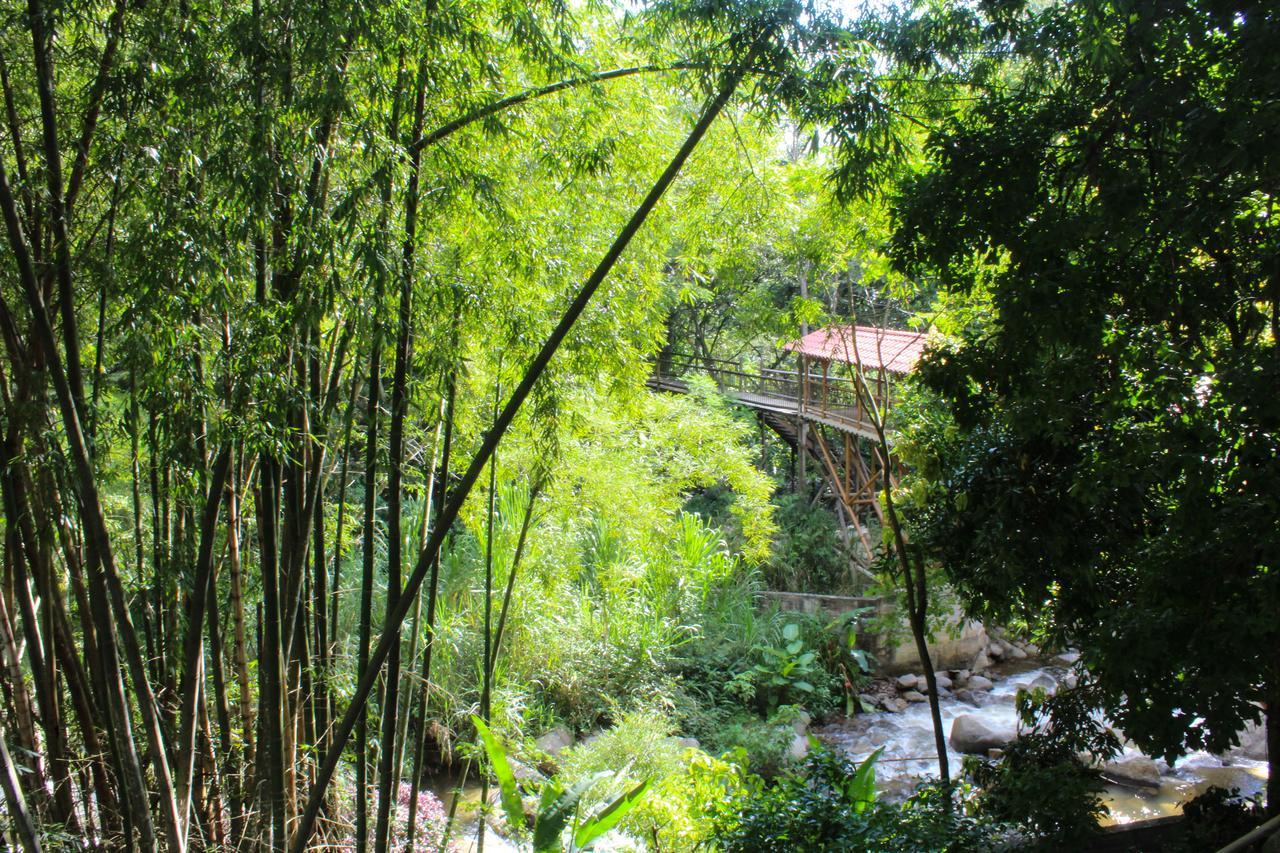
[1007,643,1028,660]
[955,669,971,685]
[1023,642,1040,656]
[510,758,548,784]
[1054,649,1081,666]
[535,726,574,756]
[986,642,1005,661]
[903,690,927,703]
[1223,721,1267,761]
[970,650,991,672]
[954,689,980,706]
[1062,672,1079,690]
[858,694,878,712]
[897,673,920,690]
[968,675,995,691]
[1101,755,1162,788]
[1029,674,1057,692]
[950,714,1017,754]
[1197,765,1268,799]
[933,673,954,690]
[788,733,809,759]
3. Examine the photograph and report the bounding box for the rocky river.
[813,644,1270,825]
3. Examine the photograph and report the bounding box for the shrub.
[1172,787,1267,852]
[966,683,1119,850]
[712,745,1002,852]
[766,493,855,593]
[706,707,803,778]
[558,709,760,850]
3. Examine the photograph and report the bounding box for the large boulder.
[968,675,995,691]
[1226,721,1268,761]
[1029,674,1057,693]
[1101,755,1162,788]
[950,714,1017,755]
[535,726,574,756]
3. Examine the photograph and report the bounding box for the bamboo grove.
[0,0,916,847]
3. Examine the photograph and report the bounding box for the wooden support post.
[797,418,807,499]
[844,433,852,498]
[822,361,829,413]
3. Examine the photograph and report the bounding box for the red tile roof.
[784,325,926,374]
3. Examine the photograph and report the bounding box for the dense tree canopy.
[894,0,1280,812]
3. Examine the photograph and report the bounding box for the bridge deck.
[649,366,883,440]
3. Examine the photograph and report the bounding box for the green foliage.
[766,493,854,593]
[555,708,714,847]
[473,715,651,852]
[554,710,764,851]
[1172,787,1268,853]
[812,608,877,715]
[712,745,1002,852]
[556,709,686,796]
[733,622,831,716]
[422,387,773,740]
[965,685,1119,850]
[708,708,803,779]
[888,0,1280,796]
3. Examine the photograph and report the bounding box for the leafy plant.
[766,493,854,593]
[712,743,1002,852]
[737,622,819,713]
[815,608,877,715]
[1172,787,1267,853]
[707,708,802,779]
[965,684,1118,850]
[473,716,650,852]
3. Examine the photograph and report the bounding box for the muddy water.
[813,663,1269,825]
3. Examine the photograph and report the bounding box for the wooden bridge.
[649,325,927,571]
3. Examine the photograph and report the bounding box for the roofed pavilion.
[783,324,926,435]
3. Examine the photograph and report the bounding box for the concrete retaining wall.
[758,590,988,674]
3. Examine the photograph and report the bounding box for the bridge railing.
[654,350,888,433]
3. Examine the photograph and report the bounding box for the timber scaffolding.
[650,325,927,576]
